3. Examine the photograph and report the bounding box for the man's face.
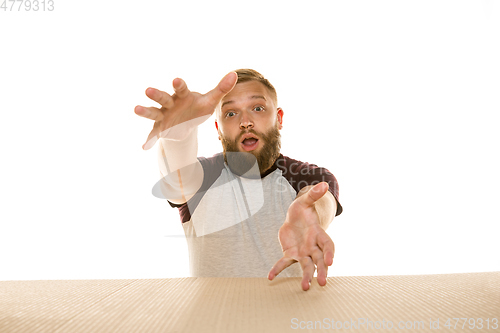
[215,80,284,174]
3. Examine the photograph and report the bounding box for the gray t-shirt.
[169,153,342,278]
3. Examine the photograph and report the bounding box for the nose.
[239,112,254,130]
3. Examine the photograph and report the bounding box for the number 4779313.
[1,0,54,11]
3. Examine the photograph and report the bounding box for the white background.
[1,0,499,281]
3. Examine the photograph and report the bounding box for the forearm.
[157,127,203,204]
[296,185,336,230]
[314,192,336,230]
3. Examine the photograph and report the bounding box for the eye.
[226,111,236,118]
[253,106,265,112]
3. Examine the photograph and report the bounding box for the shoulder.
[277,155,334,183]
[196,152,227,192]
[278,155,343,216]
[198,153,225,170]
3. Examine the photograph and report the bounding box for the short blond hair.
[234,69,278,104]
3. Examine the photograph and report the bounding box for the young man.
[135,69,343,291]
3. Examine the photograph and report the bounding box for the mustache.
[236,129,262,142]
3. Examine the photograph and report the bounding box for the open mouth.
[240,134,260,152]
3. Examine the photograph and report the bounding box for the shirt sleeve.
[282,156,343,217]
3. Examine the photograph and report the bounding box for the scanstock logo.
[152,152,264,237]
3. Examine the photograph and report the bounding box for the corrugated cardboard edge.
[1,272,499,332]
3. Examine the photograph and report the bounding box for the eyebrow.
[221,95,266,109]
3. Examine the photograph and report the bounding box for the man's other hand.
[268,182,335,291]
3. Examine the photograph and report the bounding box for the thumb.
[300,182,329,207]
[205,72,238,105]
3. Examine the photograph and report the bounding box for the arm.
[295,184,337,230]
[157,129,203,204]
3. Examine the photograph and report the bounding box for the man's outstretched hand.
[134,72,238,150]
[268,182,335,291]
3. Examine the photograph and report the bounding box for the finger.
[268,256,296,280]
[299,182,329,208]
[205,72,238,106]
[300,256,315,291]
[311,251,328,287]
[134,105,163,121]
[317,232,335,266]
[145,88,174,109]
[173,78,190,99]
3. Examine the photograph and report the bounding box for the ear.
[215,120,221,140]
[277,108,284,130]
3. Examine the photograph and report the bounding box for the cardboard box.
[1,272,499,332]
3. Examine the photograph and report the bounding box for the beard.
[220,123,281,176]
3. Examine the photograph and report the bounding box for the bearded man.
[135,69,343,291]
